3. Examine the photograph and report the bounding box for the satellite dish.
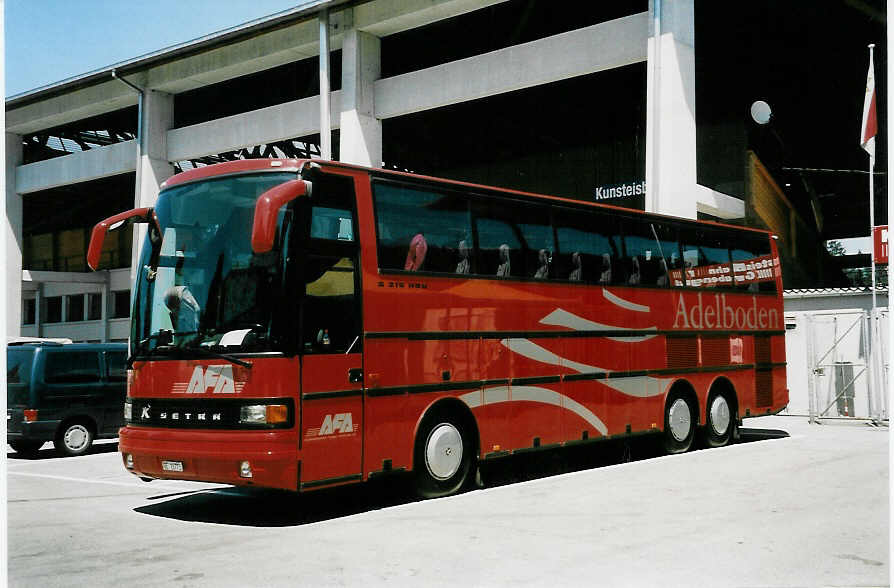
[750,100,772,125]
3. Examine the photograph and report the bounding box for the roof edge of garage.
[6,0,355,111]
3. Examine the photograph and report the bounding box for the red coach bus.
[87,159,787,498]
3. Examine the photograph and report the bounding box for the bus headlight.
[124,401,132,421]
[239,404,288,425]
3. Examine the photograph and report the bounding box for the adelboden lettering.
[673,293,779,330]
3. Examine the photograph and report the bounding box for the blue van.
[7,342,127,456]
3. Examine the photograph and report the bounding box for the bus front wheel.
[662,392,696,454]
[414,410,472,499]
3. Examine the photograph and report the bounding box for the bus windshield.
[130,171,296,356]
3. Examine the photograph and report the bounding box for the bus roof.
[160,158,775,238]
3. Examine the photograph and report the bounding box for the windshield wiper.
[127,329,199,368]
[129,329,253,368]
[184,345,253,369]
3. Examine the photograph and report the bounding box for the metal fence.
[783,309,888,424]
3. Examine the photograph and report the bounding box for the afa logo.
[306,413,357,440]
[172,365,245,394]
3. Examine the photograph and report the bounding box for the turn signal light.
[23,409,38,422]
[239,404,288,425]
[239,461,253,478]
[266,405,288,424]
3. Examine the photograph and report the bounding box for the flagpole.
[869,44,877,314]
[863,43,879,422]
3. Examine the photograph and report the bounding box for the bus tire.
[54,420,95,457]
[414,409,472,499]
[703,391,736,448]
[662,391,696,454]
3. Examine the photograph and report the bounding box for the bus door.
[296,173,364,488]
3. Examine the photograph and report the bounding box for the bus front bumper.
[119,426,299,491]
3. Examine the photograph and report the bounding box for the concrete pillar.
[645,0,698,219]
[34,284,43,338]
[6,133,23,336]
[339,25,382,168]
[131,90,175,285]
[320,9,333,160]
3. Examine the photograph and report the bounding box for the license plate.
[161,460,184,472]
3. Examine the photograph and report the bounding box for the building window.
[87,293,102,321]
[45,296,62,323]
[112,290,131,319]
[22,298,36,325]
[66,294,85,322]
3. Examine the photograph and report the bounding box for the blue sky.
[5,0,307,96]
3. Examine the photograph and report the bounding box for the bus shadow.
[738,427,790,441]
[134,478,419,527]
[133,427,788,528]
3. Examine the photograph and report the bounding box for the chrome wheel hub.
[710,395,731,436]
[668,399,692,442]
[425,423,463,480]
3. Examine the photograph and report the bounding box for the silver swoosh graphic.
[500,338,603,374]
[460,386,608,436]
[602,288,650,313]
[538,308,657,343]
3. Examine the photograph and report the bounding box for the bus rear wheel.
[663,392,696,454]
[703,392,736,448]
[414,410,472,499]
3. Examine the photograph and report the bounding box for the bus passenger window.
[475,212,521,278]
[373,183,471,274]
[731,236,777,293]
[517,206,554,279]
[680,227,733,289]
[622,222,681,287]
[554,207,622,285]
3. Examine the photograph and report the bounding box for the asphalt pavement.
[6,416,890,587]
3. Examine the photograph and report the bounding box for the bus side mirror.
[87,207,160,271]
[251,179,310,254]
